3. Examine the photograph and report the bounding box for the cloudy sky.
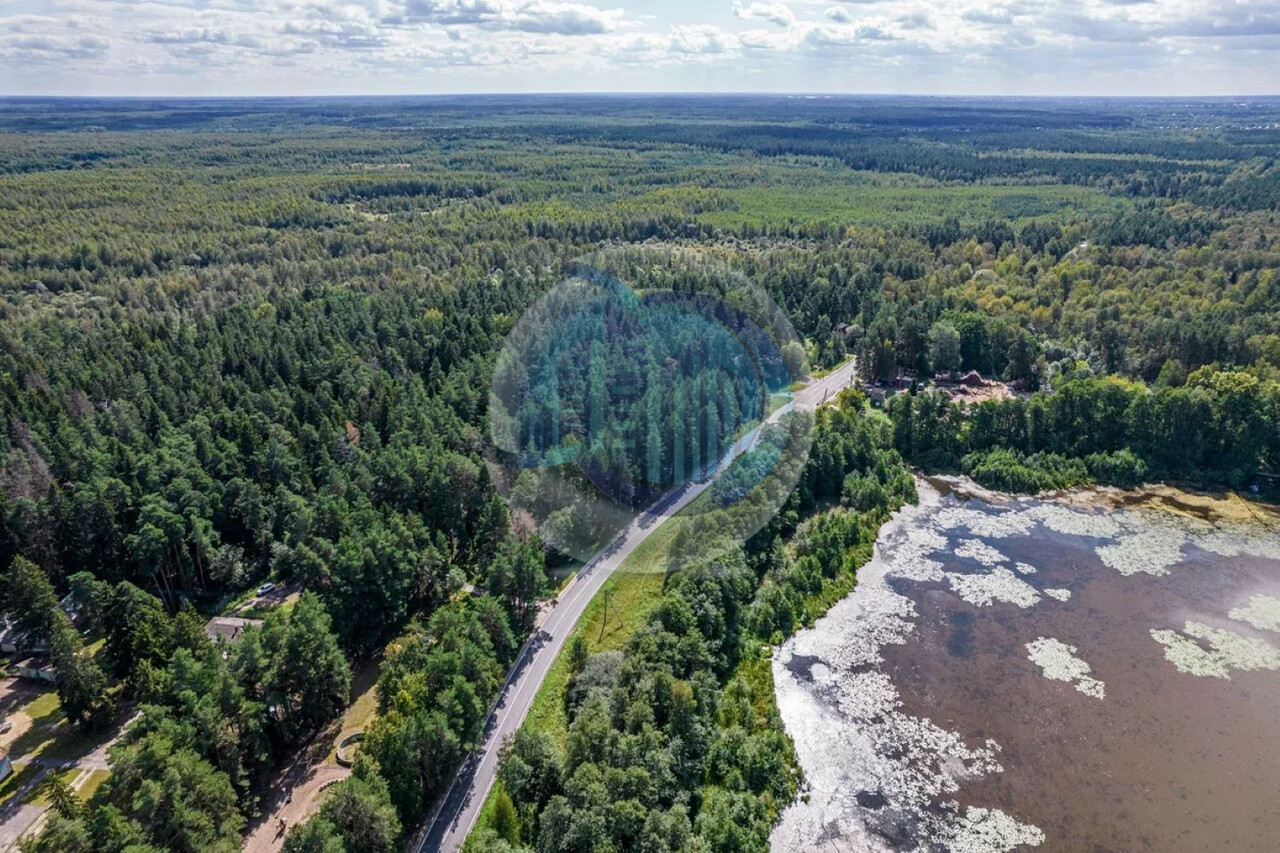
[1,0,1277,96]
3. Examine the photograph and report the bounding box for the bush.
[962,448,1089,493]
[841,473,888,513]
[1085,449,1149,488]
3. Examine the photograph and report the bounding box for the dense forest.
[492,257,787,497]
[466,399,916,853]
[0,95,1277,852]
[887,368,1279,494]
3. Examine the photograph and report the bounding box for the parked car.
[256,582,276,597]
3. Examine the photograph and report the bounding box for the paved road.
[0,674,129,852]
[416,360,858,853]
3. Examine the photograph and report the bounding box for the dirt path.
[241,658,379,851]
[242,763,350,852]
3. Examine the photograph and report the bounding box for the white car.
[256,582,276,597]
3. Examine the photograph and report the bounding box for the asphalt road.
[417,359,859,853]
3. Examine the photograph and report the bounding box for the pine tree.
[51,618,114,731]
[589,340,607,448]
[645,370,663,486]
[37,771,82,820]
[672,374,686,485]
[3,556,60,645]
[491,786,521,845]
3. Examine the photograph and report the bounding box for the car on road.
[256,582,276,596]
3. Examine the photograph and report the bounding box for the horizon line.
[2,91,1280,102]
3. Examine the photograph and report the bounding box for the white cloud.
[734,1,795,29]
[392,0,621,34]
[506,2,622,35]
[739,26,802,50]
[805,20,899,48]
[897,11,933,29]
[961,6,1014,26]
[3,0,1280,94]
[1,33,109,61]
[1002,27,1036,47]
[145,28,265,49]
[669,24,734,54]
[282,18,390,50]
[398,0,504,25]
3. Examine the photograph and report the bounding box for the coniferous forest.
[0,95,1278,852]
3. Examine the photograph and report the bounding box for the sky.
[0,0,1277,96]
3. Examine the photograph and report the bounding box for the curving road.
[415,359,859,853]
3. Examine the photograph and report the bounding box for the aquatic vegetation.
[954,538,1008,567]
[1228,595,1280,633]
[1026,637,1105,699]
[887,523,949,584]
[1096,528,1188,576]
[1025,503,1124,539]
[949,807,1046,853]
[1150,621,1280,679]
[1199,529,1280,562]
[775,646,1018,851]
[772,496,1036,851]
[948,568,1041,608]
[933,505,1035,539]
[776,479,1280,851]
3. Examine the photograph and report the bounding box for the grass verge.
[0,762,39,806]
[471,513,683,837]
[325,658,382,764]
[8,690,113,763]
[28,766,81,806]
[76,769,110,802]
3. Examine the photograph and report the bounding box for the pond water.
[771,479,1280,853]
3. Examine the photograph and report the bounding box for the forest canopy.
[1,94,1278,852]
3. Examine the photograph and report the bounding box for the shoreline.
[770,475,1280,852]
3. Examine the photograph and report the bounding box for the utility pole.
[599,583,611,642]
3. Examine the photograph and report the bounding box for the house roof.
[12,655,53,672]
[206,616,263,644]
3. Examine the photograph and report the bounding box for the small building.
[206,616,263,646]
[59,592,87,628]
[0,617,22,655]
[14,656,55,684]
[865,386,897,405]
[959,370,987,388]
[0,617,46,656]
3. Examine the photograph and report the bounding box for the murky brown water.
[893,546,1280,852]
[772,482,1280,853]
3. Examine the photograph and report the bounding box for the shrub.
[841,473,888,513]
[1085,449,1150,488]
[962,448,1089,493]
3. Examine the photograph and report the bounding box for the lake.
[771,479,1280,852]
